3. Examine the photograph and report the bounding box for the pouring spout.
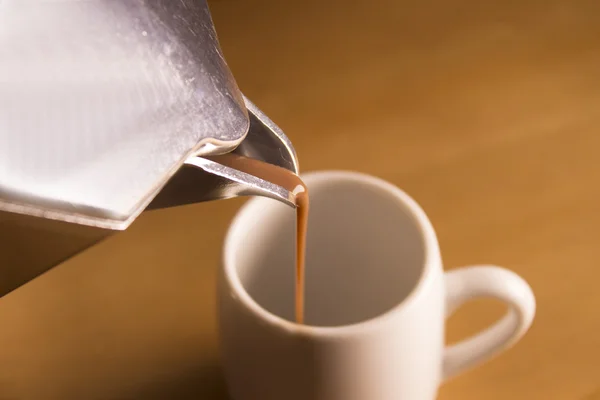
[234,96,299,175]
[147,96,300,210]
[183,156,297,208]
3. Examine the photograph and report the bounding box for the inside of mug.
[231,174,428,327]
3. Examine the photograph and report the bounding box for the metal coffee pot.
[0,0,299,297]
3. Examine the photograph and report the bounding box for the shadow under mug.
[218,170,536,400]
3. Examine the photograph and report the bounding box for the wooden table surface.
[1,0,599,399]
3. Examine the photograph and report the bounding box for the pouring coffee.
[0,0,303,298]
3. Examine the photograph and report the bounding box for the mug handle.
[442,265,536,381]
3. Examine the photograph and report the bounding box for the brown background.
[1,0,600,399]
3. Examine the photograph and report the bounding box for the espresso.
[206,154,309,324]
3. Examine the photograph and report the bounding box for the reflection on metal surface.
[0,210,110,296]
[148,96,300,210]
[0,0,301,298]
[0,0,248,226]
[0,97,299,298]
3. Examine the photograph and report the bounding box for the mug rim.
[222,170,441,337]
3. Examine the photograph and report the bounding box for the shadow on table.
[122,359,230,400]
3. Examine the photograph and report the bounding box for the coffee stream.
[205,154,309,324]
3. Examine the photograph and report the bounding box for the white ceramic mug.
[218,171,536,400]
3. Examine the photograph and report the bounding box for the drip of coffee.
[205,154,309,324]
